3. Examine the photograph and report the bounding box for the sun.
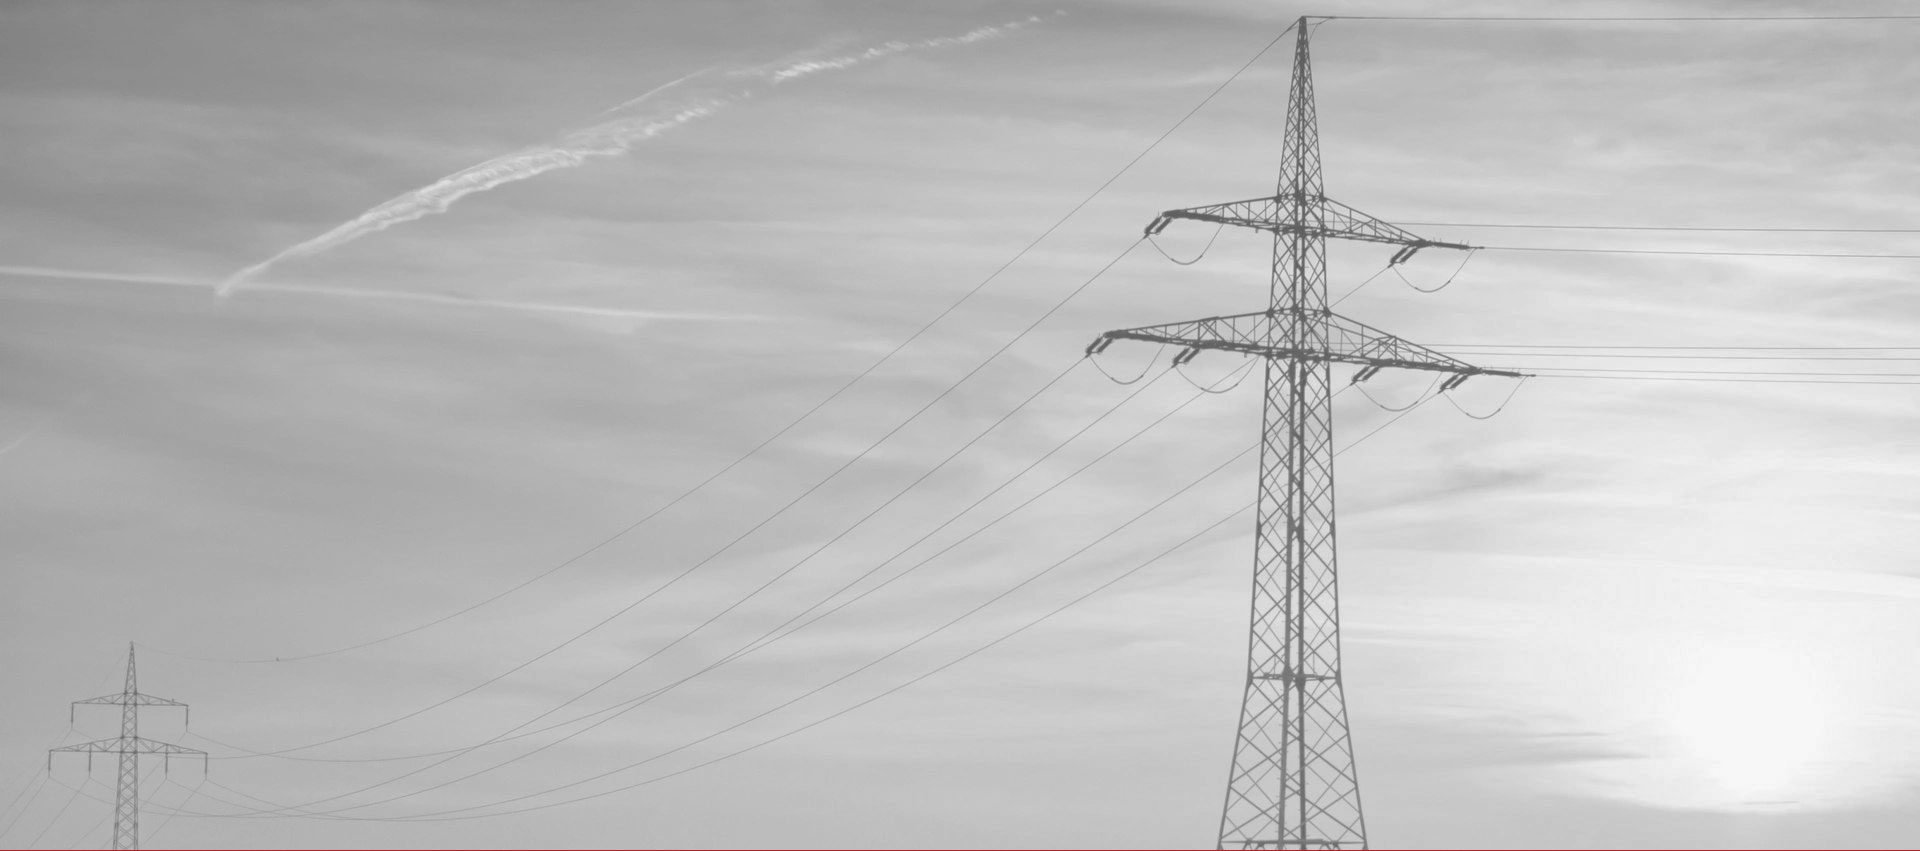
[1653,643,1832,807]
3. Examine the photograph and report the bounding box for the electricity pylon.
[50,644,205,850]
[1085,18,1519,849]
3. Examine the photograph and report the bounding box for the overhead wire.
[198,362,1250,820]
[332,439,1263,823]
[1442,350,1920,361]
[1326,13,1920,22]
[24,776,86,850]
[235,364,1423,825]
[1176,358,1259,394]
[1090,344,1164,385]
[127,363,1442,825]
[1329,263,1392,307]
[1483,245,1920,260]
[142,17,1302,669]
[167,14,1313,772]
[195,359,1179,771]
[1500,372,1920,386]
[1435,343,1920,351]
[1147,222,1228,265]
[142,775,206,847]
[1390,248,1477,293]
[1352,375,1442,413]
[1442,377,1529,420]
[1336,389,1442,454]
[0,772,50,843]
[195,238,1143,762]
[1403,221,1920,235]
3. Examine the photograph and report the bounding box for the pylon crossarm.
[51,737,205,757]
[1146,194,1472,250]
[1094,310,1526,380]
[74,692,186,708]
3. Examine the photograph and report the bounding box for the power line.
[1404,221,1920,234]
[120,372,1435,827]
[1434,343,1920,351]
[217,373,1422,826]
[25,777,87,850]
[342,441,1262,823]
[142,18,1298,669]
[1517,372,1920,386]
[220,356,1105,806]
[1326,13,1920,22]
[1484,245,1920,260]
[203,365,1250,821]
[198,237,1142,762]
[1444,351,1920,361]
[1506,366,1920,378]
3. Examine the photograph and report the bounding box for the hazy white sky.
[4,1,1920,848]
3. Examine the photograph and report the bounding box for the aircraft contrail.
[219,16,1047,296]
[0,425,38,460]
[0,264,746,323]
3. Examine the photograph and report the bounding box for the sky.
[3,0,1920,848]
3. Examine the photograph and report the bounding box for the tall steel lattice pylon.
[1086,18,1520,849]
[49,644,206,850]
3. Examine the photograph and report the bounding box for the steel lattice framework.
[1088,19,1519,849]
[50,645,204,850]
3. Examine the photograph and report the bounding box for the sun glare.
[1655,643,1831,806]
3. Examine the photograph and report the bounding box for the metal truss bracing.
[1146,195,1471,253]
[1090,17,1515,850]
[1096,309,1521,383]
[49,645,203,850]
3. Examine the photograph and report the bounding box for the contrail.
[597,65,718,116]
[0,425,38,460]
[219,16,1047,296]
[0,264,747,323]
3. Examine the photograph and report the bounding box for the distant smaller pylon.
[49,644,206,850]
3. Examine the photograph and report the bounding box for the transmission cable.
[194,237,1138,761]
[1352,374,1442,412]
[141,18,1299,668]
[1504,372,1920,386]
[1436,343,1920,350]
[194,359,1182,772]
[318,439,1261,822]
[1403,221,1920,235]
[143,775,207,847]
[1443,376,1529,420]
[1327,13,1920,22]
[1148,222,1228,265]
[24,776,86,850]
[1391,248,1477,293]
[1089,344,1164,385]
[1176,358,1258,394]
[1443,350,1920,362]
[1330,263,1392,307]
[0,772,49,844]
[1483,245,1920,260]
[202,364,1247,820]
[273,382,1424,825]
[125,367,1433,826]
[168,12,1308,756]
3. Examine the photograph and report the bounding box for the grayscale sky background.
[4,1,1920,848]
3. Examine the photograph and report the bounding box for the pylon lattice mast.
[1087,18,1518,849]
[50,644,205,850]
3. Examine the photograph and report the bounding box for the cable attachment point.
[1350,365,1382,384]
[1085,336,1116,357]
[1144,215,1174,236]
[1171,347,1201,367]
[1439,373,1471,392]
[1388,243,1426,266]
